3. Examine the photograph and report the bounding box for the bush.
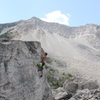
[62,72,73,79]
[0,32,11,39]
[46,57,53,64]
[47,67,74,89]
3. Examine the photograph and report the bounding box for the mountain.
[0,17,100,83]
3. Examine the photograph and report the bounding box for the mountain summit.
[0,17,100,83]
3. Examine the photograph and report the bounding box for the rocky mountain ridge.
[0,17,100,83]
[0,17,100,48]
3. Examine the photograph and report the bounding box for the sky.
[0,0,100,26]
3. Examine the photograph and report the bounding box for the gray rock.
[71,89,100,100]
[69,98,76,100]
[55,91,68,100]
[63,80,78,95]
[63,78,99,97]
[0,40,53,100]
[52,87,72,100]
[52,87,66,97]
[55,87,65,93]
[78,80,99,90]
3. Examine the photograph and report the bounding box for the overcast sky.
[0,0,100,26]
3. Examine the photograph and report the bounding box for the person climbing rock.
[41,52,48,65]
[37,51,48,78]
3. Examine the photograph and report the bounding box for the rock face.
[70,89,100,100]
[0,40,53,100]
[52,87,72,100]
[78,80,99,90]
[63,79,99,95]
[52,79,99,100]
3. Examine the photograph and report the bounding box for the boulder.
[63,78,99,96]
[52,87,72,100]
[55,91,68,100]
[63,80,78,95]
[78,80,99,90]
[69,89,100,100]
[52,87,66,99]
[55,87,65,93]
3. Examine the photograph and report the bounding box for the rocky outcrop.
[0,40,53,100]
[78,80,99,90]
[63,79,99,95]
[52,87,72,100]
[63,80,78,95]
[69,89,100,100]
[52,78,99,100]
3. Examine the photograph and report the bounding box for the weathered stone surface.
[78,80,99,90]
[69,89,100,100]
[63,80,78,95]
[56,87,65,93]
[52,87,72,100]
[0,40,53,100]
[55,91,68,100]
[63,78,99,96]
[52,87,66,98]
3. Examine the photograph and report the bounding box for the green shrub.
[47,67,60,89]
[46,57,53,64]
[62,72,73,79]
[0,32,11,39]
[47,67,74,89]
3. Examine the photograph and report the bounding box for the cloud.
[41,11,70,25]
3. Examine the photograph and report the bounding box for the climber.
[37,52,48,78]
[41,52,48,65]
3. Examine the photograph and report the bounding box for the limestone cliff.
[0,40,53,100]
